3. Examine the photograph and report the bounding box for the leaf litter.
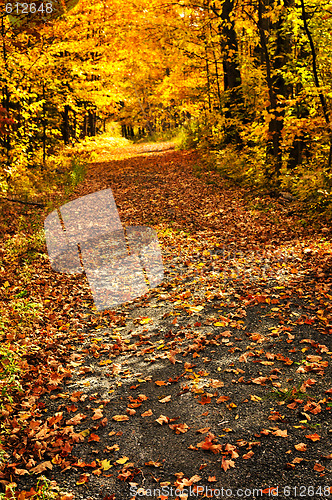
[0,141,332,499]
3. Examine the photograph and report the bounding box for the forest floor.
[1,140,332,500]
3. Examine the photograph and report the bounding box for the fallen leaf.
[155,415,169,425]
[92,408,103,420]
[159,395,171,403]
[112,415,129,422]
[306,433,321,442]
[294,443,307,452]
[141,409,153,417]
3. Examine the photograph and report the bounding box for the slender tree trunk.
[210,0,244,146]
[42,82,46,167]
[62,105,70,144]
[257,0,293,179]
[300,0,332,171]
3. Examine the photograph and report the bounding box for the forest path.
[6,141,332,499]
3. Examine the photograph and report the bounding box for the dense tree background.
[1,0,332,215]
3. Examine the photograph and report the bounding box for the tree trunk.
[62,105,70,145]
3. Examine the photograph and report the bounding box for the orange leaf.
[66,413,86,425]
[294,443,307,452]
[169,423,190,434]
[76,473,90,485]
[155,380,168,386]
[221,457,235,472]
[198,395,211,405]
[141,409,153,417]
[273,429,288,437]
[92,408,103,420]
[155,415,169,425]
[305,433,321,441]
[313,463,325,472]
[88,433,100,442]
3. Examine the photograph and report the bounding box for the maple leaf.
[208,476,216,482]
[141,409,153,417]
[88,433,100,442]
[198,395,211,405]
[92,408,103,420]
[197,433,222,454]
[66,413,86,425]
[273,429,288,437]
[295,443,307,451]
[252,376,267,385]
[77,473,90,485]
[13,468,29,475]
[196,427,211,433]
[313,463,325,472]
[155,380,168,386]
[221,457,235,472]
[155,415,169,425]
[112,415,129,422]
[30,461,53,474]
[145,460,162,467]
[306,433,321,441]
[216,395,230,403]
[169,423,190,434]
[159,395,171,403]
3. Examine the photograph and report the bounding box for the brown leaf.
[313,463,325,472]
[30,461,53,474]
[92,408,103,420]
[76,473,90,485]
[66,413,86,425]
[242,450,254,459]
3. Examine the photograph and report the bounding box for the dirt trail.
[3,142,332,499]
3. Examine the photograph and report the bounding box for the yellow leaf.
[100,459,112,471]
[189,305,204,313]
[250,395,262,402]
[140,317,152,324]
[116,456,129,464]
